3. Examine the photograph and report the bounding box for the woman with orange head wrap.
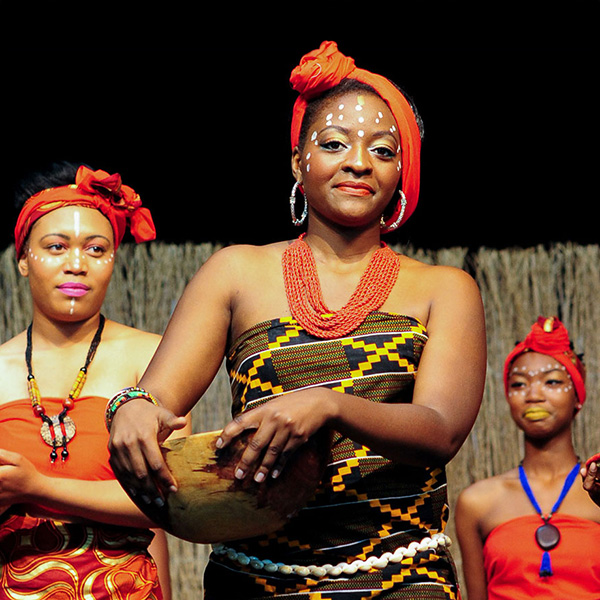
[107,42,486,599]
[455,317,600,599]
[0,161,190,599]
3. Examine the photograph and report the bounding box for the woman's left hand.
[582,454,600,508]
[217,388,336,483]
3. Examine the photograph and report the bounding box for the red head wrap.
[503,316,586,405]
[14,165,156,257]
[289,41,422,231]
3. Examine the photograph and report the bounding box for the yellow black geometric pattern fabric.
[205,313,460,599]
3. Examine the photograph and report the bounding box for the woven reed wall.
[2,241,599,598]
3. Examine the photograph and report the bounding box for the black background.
[3,5,599,251]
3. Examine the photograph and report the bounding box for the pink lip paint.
[58,284,90,298]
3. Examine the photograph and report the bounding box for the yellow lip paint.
[523,408,551,421]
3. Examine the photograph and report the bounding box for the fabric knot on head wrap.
[289,41,422,231]
[503,316,586,405]
[14,165,156,257]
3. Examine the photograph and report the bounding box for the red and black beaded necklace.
[26,315,105,462]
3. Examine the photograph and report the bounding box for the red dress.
[483,513,600,599]
[0,397,162,599]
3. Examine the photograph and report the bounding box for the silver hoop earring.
[381,191,407,231]
[290,181,308,226]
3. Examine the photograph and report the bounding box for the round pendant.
[535,522,561,550]
[40,415,76,447]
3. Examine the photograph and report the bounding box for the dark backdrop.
[3,8,598,251]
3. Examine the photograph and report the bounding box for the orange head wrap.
[503,316,586,405]
[289,41,422,231]
[14,165,156,257]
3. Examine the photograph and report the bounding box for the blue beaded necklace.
[518,462,580,577]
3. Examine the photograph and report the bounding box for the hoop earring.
[290,181,308,226]
[380,191,407,231]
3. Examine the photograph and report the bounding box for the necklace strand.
[26,315,105,462]
[282,234,401,338]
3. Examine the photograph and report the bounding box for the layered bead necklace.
[26,315,106,462]
[282,234,401,339]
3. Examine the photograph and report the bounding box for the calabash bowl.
[135,428,330,544]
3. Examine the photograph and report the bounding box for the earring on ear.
[380,191,407,232]
[290,181,308,226]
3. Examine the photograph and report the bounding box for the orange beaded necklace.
[282,234,401,339]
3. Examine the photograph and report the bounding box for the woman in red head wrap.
[0,161,190,599]
[107,42,486,599]
[455,316,600,599]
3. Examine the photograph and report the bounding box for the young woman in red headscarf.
[107,41,486,599]
[455,316,600,599]
[0,162,190,600]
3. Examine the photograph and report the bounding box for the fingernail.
[169,485,178,494]
[254,471,265,483]
[154,497,165,508]
[271,469,280,479]
[216,437,223,449]
[141,494,151,505]
[235,468,245,480]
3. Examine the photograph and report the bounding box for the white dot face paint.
[506,352,578,426]
[73,209,81,237]
[299,91,402,210]
[21,205,116,321]
[72,247,81,270]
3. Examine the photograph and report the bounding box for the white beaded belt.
[212,532,451,578]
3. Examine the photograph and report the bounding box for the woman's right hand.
[0,448,43,505]
[108,398,187,506]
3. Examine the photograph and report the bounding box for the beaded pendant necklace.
[518,462,580,577]
[26,314,105,462]
[282,234,401,339]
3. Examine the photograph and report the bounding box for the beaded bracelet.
[105,386,159,432]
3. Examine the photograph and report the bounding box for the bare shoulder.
[458,472,512,509]
[204,241,287,269]
[392,253,483,327]
[101,320,161,375]
[0,331,27,378]
[399,254,479,292]
[190,242,290,303]
[0,331,26,358]
[456,468,521,533]
[103,320,161,354]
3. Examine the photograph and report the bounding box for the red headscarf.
[289,41,422,231]
[14,165,156,257]
[503,316,586,405]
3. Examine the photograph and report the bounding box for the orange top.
[0,396,114,482]
[483,513,600,599]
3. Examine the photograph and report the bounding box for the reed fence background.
[2,241,599,598]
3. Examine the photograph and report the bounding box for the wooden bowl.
[135,429,330,544]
